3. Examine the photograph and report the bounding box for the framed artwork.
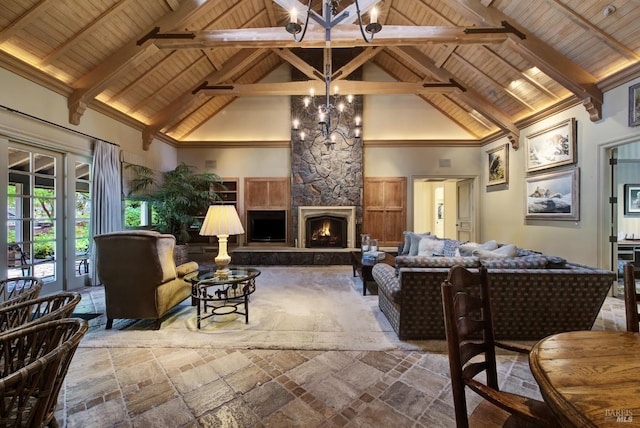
[525,168,580,221]
[486,144,508,186]
[525,118,576,172]
[624,184,640,215]
[629,83,640,127]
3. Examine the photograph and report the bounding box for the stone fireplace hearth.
[297,206,356,248]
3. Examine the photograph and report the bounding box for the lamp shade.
[199,205,245,237]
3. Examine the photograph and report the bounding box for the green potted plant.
[127,163,223,263]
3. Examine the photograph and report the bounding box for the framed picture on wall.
[486,144,508,186]
[629,83,640,127]
[624,184,640,215]
[525,168,580,221]
[524,118,576,172]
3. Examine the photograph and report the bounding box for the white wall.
[0,67,178,170]
[481,77,640,267]
[185,64,291,142]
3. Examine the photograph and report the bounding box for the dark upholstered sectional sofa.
[372,254,616,341]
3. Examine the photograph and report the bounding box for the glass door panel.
[74,161,91,278]
[6,145,63,293]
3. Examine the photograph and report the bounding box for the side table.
[184,267,261,329]
[350,251,396,295]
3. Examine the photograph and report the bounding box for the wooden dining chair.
[441,265,557,428]
[623,262,640,332]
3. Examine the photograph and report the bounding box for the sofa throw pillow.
[418,236,445,256]
[458,240,498,256]
[409,232,433,256]
[472,244,517,259]
[443,239,462,257]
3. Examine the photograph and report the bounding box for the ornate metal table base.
[185,268,261,329]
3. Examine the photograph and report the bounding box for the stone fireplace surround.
[297,206,356,249]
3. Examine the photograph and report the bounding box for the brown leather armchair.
[94,230,198,329]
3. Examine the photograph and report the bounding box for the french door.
[3,139,90,293]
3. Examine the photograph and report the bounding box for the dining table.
[529,330,640,427]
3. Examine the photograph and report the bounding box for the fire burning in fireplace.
[307,216,347,248]
[312,220,332,240]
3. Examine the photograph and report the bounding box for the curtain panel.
[90,141,122,285]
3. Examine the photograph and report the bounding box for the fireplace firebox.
[306,215,347,248]
[247,210,286,243]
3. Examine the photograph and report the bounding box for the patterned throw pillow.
[443,239,462,257]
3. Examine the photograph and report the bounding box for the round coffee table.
[184,267,261,329]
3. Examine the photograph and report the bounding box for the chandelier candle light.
[199,205,245,276]
[286,0,381,151]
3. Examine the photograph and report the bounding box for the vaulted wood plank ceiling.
[0,0,638,150]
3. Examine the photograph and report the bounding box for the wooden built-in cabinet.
[244,178,291,244]
[244,178,289,210]
[363,177,407,247]
[188,178,239,246]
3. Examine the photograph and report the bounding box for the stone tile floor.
[58,277,627,428]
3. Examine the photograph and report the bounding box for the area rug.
[79,266,448,352]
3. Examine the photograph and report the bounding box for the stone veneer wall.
[290,95,364,247]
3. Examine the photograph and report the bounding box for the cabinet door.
[244,178,290,210]
[364,177,406,246]
[245,180,269,209]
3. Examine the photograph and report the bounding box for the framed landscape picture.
[525,118,576,172]
[630,83,640,127]
[624,184,640,215]
[525,168,580,221]
[486,144,508,186]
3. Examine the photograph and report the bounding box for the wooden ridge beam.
[193,80,462,97]
[151,25,511,49]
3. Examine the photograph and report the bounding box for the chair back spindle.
[623,262,640,333]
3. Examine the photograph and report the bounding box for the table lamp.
[199,205,245,276]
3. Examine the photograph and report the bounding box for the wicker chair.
[0,318,88,428]
[0,292,81,333]
[0,277,43,308]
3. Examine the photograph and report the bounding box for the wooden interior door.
[364,177,407,247]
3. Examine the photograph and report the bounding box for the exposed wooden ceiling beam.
[39,0,129,67]
[0,0,54,44]
[151,25,512,50]
[67,0,213,126]
[449,0,603,121]
[548,0,640,62]
[142,48,267,150]
[193,80,462,97]
[271,48,323,80]
[332,46,383,81]
[390,46,520,148]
